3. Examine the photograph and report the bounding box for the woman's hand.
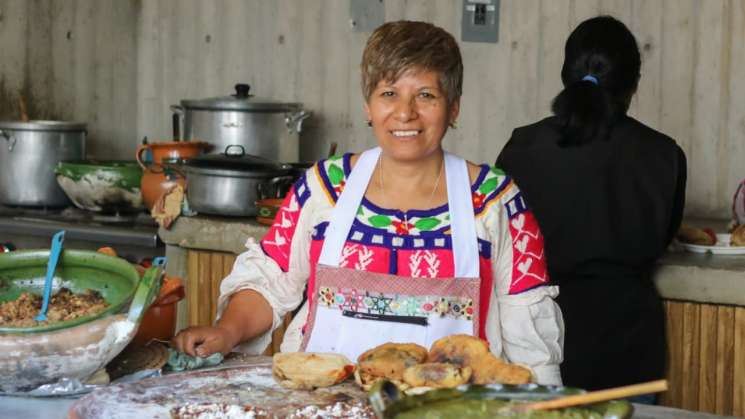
[171,289,275,357]
[171,325,238,357]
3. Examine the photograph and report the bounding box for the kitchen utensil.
[0,120,86,207]
[18,96,29,122]
[513,380,667,412]
[0,250,163,393]
[55,160,144,213]
[183,145,294,216]
[369,380,633,419]
[172,83,311,162]
[34,230,65,322]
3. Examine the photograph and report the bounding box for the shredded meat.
[0,288,109,327]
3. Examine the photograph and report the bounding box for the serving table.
[158,215,745,417]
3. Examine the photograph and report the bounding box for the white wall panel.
[3,0,743,218]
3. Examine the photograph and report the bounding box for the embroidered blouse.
[217,153,564,385]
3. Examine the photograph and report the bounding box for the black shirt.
[497,115,687,390]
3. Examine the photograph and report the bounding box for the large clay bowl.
[0,250,162,393]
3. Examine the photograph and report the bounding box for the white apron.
[301,147,484,361]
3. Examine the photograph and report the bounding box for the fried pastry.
[469,352,532,385]
[354,342,428,390]
[730,224,745,246]
[677,224,717,246]
[272,352,355,390]
[357,342,428,380]
[427,334,491,367]
[428,334,532,385]
[402,362,472,389]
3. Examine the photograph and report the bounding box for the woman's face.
[364,69,459,162]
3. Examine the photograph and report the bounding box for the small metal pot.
[173,83,310,163]
[184,145,294,217]
[0,121,86,207]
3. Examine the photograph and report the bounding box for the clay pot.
[140,165,186,211]
[132,275,185,346]
[136,141,206,211]
[136,140,209,168]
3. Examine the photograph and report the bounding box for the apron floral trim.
[317,287,475,321]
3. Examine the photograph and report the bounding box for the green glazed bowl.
[0,249,141,333]
[55,160,144,213]
[369,380,633,419]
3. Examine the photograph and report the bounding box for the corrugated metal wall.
[3,0,744,218]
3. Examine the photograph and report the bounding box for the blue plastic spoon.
[35,230,65,322]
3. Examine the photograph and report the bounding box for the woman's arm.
[173,167,320,356]
[487,182,564,385]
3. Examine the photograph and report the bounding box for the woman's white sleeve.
[489,194,565,386]
[215,189,316,354]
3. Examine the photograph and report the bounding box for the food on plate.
[428,334,533,385]
[428,334,491,366]
[402,362,472,389]
[730,224,745,246]
[272,352,355,390]
[677,224,717,246]
[469,352,532,385]
[356,342,428,390]
[0,288,109,327]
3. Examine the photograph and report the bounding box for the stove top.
[0,205,160,248]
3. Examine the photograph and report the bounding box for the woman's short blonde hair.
[360,21,463,108]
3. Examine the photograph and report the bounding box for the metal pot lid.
[0,120,87,131]
[185,145,289,174]
[180,83,303,112]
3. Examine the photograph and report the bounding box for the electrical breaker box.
[461,0,500,43]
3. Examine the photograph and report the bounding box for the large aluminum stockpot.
[172,83,310,163]
[0,121,86,207]
[184,145,294,217]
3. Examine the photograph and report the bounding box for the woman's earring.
[449,121,457,129]
[366,120,372,128]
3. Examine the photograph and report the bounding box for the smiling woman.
[172,20,565,387]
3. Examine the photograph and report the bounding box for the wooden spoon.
[513,379,668,412]
[18,95,29,122]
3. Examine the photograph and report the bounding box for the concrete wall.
[2,0,744,218]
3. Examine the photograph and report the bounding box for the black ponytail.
[551,16,641,147]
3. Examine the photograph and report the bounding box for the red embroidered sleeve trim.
[260,186,304,272]
[505,194,550,294]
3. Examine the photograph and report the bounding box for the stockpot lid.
[184,144,291,176]
[180,83,303,112]
[0,120,87,131]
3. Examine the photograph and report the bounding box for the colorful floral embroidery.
[318,287,473,321]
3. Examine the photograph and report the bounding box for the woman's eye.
[381,91,395,97]
[418,92,436,99]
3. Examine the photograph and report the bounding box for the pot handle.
[135,143,152,170]
[257,175,295,200]
[0,129,16,152]
[170,104,184,141]
[285,110,311,134]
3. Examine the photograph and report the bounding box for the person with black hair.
[496,16,687,397]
